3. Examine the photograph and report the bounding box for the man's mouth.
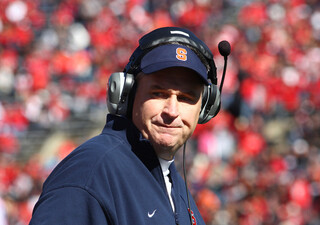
[153,122,182,129]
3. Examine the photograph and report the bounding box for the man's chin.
[151,137,182,153]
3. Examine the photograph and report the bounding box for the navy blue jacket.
[30,115,205,225]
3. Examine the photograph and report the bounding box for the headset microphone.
[218,40,231,57]
[218,40,231,93]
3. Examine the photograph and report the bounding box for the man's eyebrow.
[149,84,164,90]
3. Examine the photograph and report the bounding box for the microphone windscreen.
[218,41,231,57]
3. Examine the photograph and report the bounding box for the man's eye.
[178,95,195,102]
[152,91,166,98]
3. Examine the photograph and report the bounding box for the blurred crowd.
[0,0,320,224]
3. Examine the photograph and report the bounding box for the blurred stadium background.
[0,0,320,224]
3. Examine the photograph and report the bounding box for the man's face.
[132,67,203,160]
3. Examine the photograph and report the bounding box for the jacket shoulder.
[42,132,129,193]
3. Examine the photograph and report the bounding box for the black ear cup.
[107,72,134,116]
[198,84,221,124]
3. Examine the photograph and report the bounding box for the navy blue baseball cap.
[140,44,209,85]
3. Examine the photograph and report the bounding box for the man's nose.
[163,95,179,118]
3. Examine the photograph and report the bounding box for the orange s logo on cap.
[176,47,187,61]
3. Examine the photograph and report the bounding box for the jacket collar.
[103,114,161,173]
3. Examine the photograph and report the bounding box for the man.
[30,27,225,225]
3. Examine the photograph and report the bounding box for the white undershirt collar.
[158,157,175,212]
[158,157,174,176]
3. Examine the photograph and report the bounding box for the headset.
[107,27,230,124]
